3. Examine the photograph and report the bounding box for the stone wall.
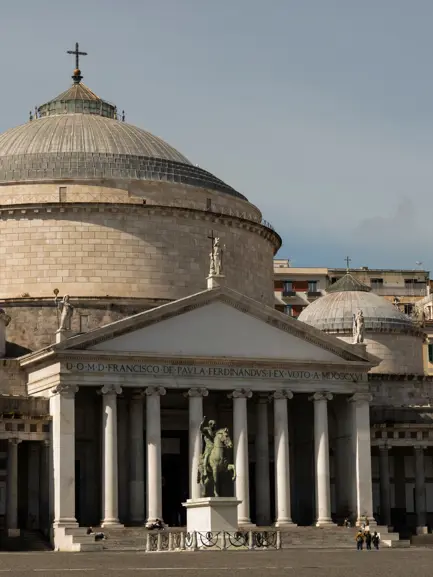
[339,333,424,375]
[370,377,433,407]
[0,181,263,223]
[1,298,162,352]
[0,204,277,304]
[0,360,26,395]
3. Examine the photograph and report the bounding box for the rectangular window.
[404,278,417,286]
[59,186,67,202]
[404,303,414,315]
[370,278,383,288]
[206,198,212,210]
[308,281,317,292]
[429,344,433,363]
[283,281,292,293]
[285,305,292,316]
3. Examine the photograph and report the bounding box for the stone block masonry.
[0,203,277,306]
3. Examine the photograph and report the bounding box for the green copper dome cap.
[37,42,118,120]
[326,273,371,293]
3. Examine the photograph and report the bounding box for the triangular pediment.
[37,286,376,367]
[89,300,345,361]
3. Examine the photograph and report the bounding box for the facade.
[0,51,431,551]
[298,274,433,536]
[274,259,430,318]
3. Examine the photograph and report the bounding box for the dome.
[0,81,246,200]
[298,273,425,374]
[298,289,416,333]
[298,273,416,334]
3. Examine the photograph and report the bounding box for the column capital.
[348,392,373,404]
[228,388,252,399]
[100,384,123,396]
[309,391,333,402]
[8,438,22,446]
[145,386,166,397]
[271,390,294,400]
[184,387,209,398]
[42,439,51,448]
[51,384,79,398]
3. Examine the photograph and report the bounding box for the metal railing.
[143,530,281,552]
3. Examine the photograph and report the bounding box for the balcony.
[372,286,427,297]
[307,291,322,298]
[282,290,297,297]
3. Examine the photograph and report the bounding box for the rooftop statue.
[197,417,236,497]
[353,309,365,344]
[54,293,74,332]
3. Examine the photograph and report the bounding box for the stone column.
[39,440,51,536]
[145,386,166,526]
[100,384,123,527]
[311,392,334,526]
[230,389,252,525]
[6,438,21,536]
[50,384,78,528]
[414,446,428,534]
[255,395,271,526]
[185,388,208,501]
[28,442,40,529]
[349,393,375,526]
[378,444,391,528]
[129,390,145,524]
[273,390,294,526]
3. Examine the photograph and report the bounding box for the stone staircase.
[97,525,407,551]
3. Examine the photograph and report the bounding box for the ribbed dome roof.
[0,115,190,162]
[0,77,247,199]
[298,273,417,334]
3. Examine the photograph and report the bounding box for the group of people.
[355,526,380,550]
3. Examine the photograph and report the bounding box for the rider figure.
[200,416,217,480]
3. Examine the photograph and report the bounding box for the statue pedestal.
[55,329,73,344]
[207,274,225,290]
[183,497,241,542]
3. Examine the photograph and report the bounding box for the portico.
[19,286,379,549]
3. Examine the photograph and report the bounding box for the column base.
[53,519,79,528]
[101,519,124,528]
[416,526,429,535]
[238,518,253,527]
[146,518,165,528]
[356,517,377,528]
[7,528,20,537]
[315,519,335,527]
[275,519,296,527]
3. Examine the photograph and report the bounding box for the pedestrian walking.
[365,531,372,550]
[372,531,380,550]
[355,530,364,551]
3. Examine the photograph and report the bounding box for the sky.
[1,0,432,270]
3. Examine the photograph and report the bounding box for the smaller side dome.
[298,273,424,374]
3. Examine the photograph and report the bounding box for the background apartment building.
[274,259,430,318]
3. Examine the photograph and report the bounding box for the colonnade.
[49,384,374,529]
[378,444,429,533]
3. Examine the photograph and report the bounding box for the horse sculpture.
[197,427,236,497]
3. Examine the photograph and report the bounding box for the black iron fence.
[144,530,281,552]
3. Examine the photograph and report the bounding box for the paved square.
[0,549,432,577]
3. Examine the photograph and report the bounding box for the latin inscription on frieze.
[64,362,364,383]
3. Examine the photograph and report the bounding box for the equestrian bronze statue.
[197,417,236,497]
